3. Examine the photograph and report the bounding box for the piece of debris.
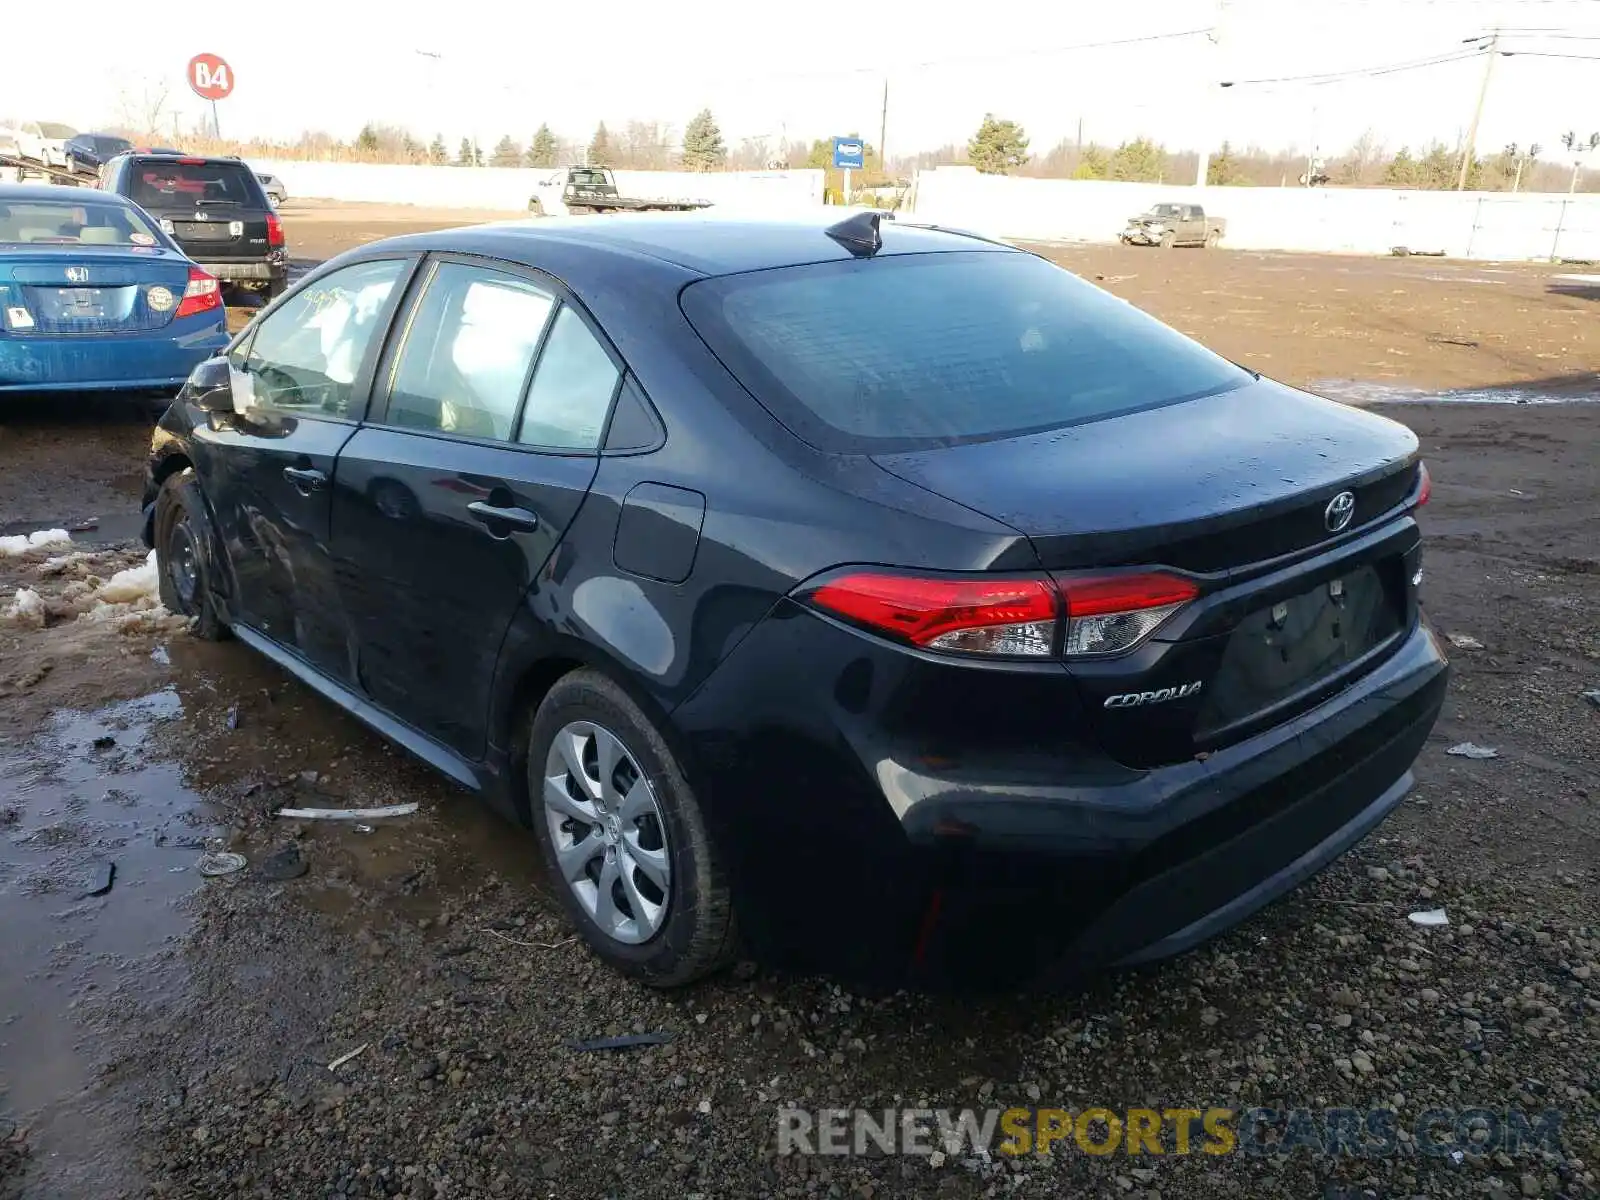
[78,861,115,899]
[1445,633,1484,650]
[567,1032,677,1053]
[0,529,72,557]
[197,851,248,877]
[275,803,419,821]
[65,519,98,533]
[225,706,241,731]
[255,845,309,882]
[1446,742,1499,759]
[1508,488,1526,497]
[1408,908,1450,927]
[354,823,374,834]
[91,735,116,750]
[327,1043,369,1071]
[1582,689,1600,709]
[1428,334,1480,348]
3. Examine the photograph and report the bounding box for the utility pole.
[878,78,889,182]
[1195,0,1226,187]
[1456,30,1498,190]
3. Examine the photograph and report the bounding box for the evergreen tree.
[490,135,523,167]
[429,134,448,165]
[1108,138,1165,182]
[681,108,727,171]
[526,124,558,167]
[967,114,1030,175]
[588,122,615,166]
[456,137,479,167]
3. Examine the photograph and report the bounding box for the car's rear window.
[0,200,163,246]
[128,159,259,208]
[680,250,1253,452]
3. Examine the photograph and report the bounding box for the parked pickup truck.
[527,167,712,217]
[1120,203,1225,248]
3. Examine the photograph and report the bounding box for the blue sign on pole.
[831,137,865,170]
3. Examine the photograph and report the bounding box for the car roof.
[0,184,136,206]
[374,212,1015,277]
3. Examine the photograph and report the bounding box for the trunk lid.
[873,379,1424,766]
[0,248,193,335]
[871,377,1419,574]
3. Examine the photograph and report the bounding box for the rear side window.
[128,160,261,208]
[681,251,1251,452]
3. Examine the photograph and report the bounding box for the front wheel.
[1158,231,1176,249]
[527,670,736,986]
[153,470,228,641]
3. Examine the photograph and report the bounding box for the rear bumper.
[672,604,1449,989]
[197,261,284,282]
[0,323,228,392]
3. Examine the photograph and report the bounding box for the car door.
[330,256,621,758]
[188,256,414,680]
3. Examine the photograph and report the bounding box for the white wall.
[253,159,825,215]
[908,167,1600,261]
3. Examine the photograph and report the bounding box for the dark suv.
[101,153,287,301]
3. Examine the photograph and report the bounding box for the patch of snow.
[3,588,46,629]
[0,529,72,557]
[95,551,160,606]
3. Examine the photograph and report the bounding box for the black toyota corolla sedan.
[141,212,1447,990]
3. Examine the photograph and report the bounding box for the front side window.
[385,262,556,441]
[236,259,407,418]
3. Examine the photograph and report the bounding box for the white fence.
[908,168,1600,262]
[254,160,825,216]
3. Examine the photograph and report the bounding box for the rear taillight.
[174,267,222,319]
[800,569,1198,660]
[1416,460,1432,508]
[1056,572,1200,658]
[265,212,284,248]
[805,573,1058,657]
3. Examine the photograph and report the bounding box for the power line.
[1223,47,1486,86]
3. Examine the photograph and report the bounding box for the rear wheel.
[153,470,228,641]
[527,670,735,986]
[1204,231,1220,249]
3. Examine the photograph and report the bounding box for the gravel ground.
[0,223,1595,1199]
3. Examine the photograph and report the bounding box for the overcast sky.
[5,0,1600,163]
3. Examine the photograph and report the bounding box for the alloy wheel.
[542,721,672,945]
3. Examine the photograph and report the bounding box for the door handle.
[283,466,327,492]
[467,501,540,532]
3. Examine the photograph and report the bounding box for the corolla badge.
[1325,490,1356,533]
[1104,681,1204,709]
[65,266,89,283]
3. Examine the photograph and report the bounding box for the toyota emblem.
[1325,490,1356,533]
[65,266,89,283]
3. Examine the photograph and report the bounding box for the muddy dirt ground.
[0,206,1595,1200]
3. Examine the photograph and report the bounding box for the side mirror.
[179,357,235,413]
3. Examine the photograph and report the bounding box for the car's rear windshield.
[680,250,1252,452]
[128,159,259,208]
[0,200,163,246]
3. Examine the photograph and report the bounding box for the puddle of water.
[1313,379,1600,406]
[0,689,218,1189]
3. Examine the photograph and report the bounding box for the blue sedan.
[0,185,229,393]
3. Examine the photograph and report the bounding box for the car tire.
[153,469,228,642]
[1159,231,1176,249]
[526,669,736,986]
[263,277,287,304]
[1205,231,1220,249]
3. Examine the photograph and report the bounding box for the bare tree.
[113,77,172,140]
